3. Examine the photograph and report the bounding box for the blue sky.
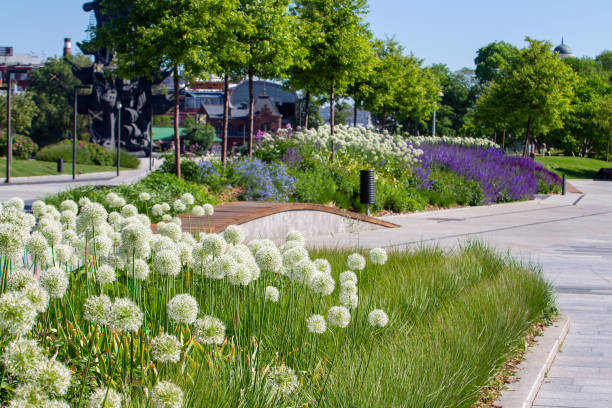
[1,0,609,71]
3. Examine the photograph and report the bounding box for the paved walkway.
[0,158,160,204]
[309,180,612,408]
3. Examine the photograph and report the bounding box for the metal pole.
[73,87,78,180]
[149,102,153,171]
[432,109,436,137]
[5,76,12,183]
[562,174,567,196]
[116,102,122,177]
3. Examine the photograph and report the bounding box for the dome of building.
[554,38,574,58]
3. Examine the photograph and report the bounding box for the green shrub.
[36,140,140,168]
[0,132,38,159]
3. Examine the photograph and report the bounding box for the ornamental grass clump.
[0,194,553,407]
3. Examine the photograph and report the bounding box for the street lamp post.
[5,76,12,183]
[116,101,122,177]
[73,85,91,180]
[432,91,444,137]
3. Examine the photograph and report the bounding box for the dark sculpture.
[69,1,173,152]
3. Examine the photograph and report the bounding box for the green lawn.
[0,158,131,178]
[536,156,611,179]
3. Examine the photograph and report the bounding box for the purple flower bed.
[415,144,561,203]
[234,158,295,202]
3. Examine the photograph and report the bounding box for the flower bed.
[0,194,554,407]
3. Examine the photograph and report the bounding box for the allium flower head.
[55,244,74,264]
[39,267,69,299]
[32,200,46,217]
[4,197,24,211]
[92,235,112,257]
[60,210,76,227]
[22,283,49,313]
[267,365,299,396]
[96,264,116,286]
[180,193,195,206]
[193,316,225,345]
[201,234,226,257]
[151,204,164,217]
[283,246,309,268]
[339,292,359,309]
[292,259,317,285]
[347,253,366,271]
[327,306,351,328]
[209,254,236,280]
[2,338,45,377]
[285,230,305,245]
[27,231,48,257]
[162,214,172,222]
[0,292,37,336]
[7,267,36,291]
[37,359,72,397]
[151,381,184,408]
[192,205,204,217]
[203,203,214,216]
[265,286,280,302]
[223,225,245,245]
[227,263,252,286]
[161,202,171,212]
[78,197,91,207]
[152,235,175,252]
[121,204,138,218]
[339,271,358,285]
[247,238,275,254]
[368,309,389,327]
[160,222,182,242]
[167,294,199,325]
[306,314,327,334]
[173,199,186,213]
[76,202,108,233]
[255,246,283,273]
[150,334,181,363]
[59,200,78,214]
[309,272,335,296]
[131,259,150,281]
[83,295,111,326]
[87,388,122,408]
[8,384,48,407]
[137,214,151,227]
[139,192,151,201]
[0,222,26,258]
[42,224,63,246]
[108,298,143,332]
[120,222,148,249]
[154,250,181,276]
[313,258,332,274]
[369,248,388,265]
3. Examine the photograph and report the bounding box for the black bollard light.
[360,170,375,216]
[57,158,64,173]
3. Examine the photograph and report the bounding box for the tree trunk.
[607,138,610,162]
[381,106,386,131]
[248,70,254,158]
[502,125,506,150]
[173,67,181,179]
[522,116,532,158]
[353,102,358,127]
[330,79,335,160]
[304,91,310,130]
[493,129,497,144]
[222,73,229,165]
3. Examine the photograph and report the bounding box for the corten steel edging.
[155,202,400,234]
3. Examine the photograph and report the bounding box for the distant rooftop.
[0,53,46,66]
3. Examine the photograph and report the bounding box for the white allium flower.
[209,254,236,280]
[154,250,181,276]
[59,200,78,214]
[0,292,37,336]
[7,267,36,291]
[161,202,171,212]
[150,334,181,363]
[306,314,327,334]
[160,222,182,242]
[203,203,214,216]
[283,246,309,268]
[369,248,388,265]
[0,222,26,258]
[32,200,46,217]
[55,244,74,264]
[78,197,91,207]
[105,193,119,207]
[87,388,122,408]
[120,222,148,249]
[139,192,151,201]
[39,267,69,299]
[92,235,113,257]
[22,283,49,313]
[42,224,63,247]
[201,234,226,257]
[313,258,332,274]
[339,271,358,285]
[227,263,252,286]
[137,214,151,227]
[167,294,198,325]
[83,295,111,326]
[111,197,126,209]
[44,400,71,408]
[151,204,164,217]
[279,240,303,254]
[37,359,72,397]
[309,272,335,296]
[153,235,175,253]
[181,232,196,246]
[39,248,54,268]
[8,384,48,407]
[180,193,194,206]
[327,306,351,328]
[292,259,317,285]
[108,298,143,332]
[76,203,108,233]
[60,210,77,227]
[131,259,150,281]
[347,253,366,271]
[4,197,24,211]
[173,200,186,213]
[247,239,275,254]
[339,292,359,309]
[368,309,389,327]
[267,365,299,396]
[285,230,305,245]
[255,246,283,273]
[2,338,45,378]
[191,205,204,217]
[151,381,184,408]
[170,216,182,226]
[265,286,280,302]
[106,254,126,269]
[110,231,121,246]
[121,204,138,218]
[223,225,245,245]
[162,214,172,222]
[96,264,116,286]
[62,229,78,246]
[193,316,226,345]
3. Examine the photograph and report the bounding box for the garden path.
[308,180,612,408]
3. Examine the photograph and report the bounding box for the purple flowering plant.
[233,157,295,202]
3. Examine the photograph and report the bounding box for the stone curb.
[494,313,571,408]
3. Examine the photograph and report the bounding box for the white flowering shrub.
[408,135,500,149]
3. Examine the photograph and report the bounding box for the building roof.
[0,53,45,66]
[554,38,574,58]
[230,80,297,106]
